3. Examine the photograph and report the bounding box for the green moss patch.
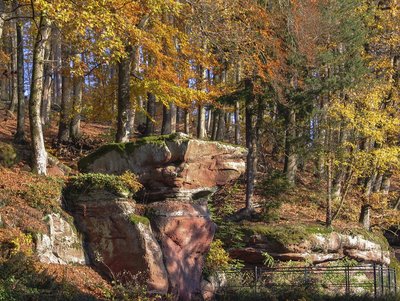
[64,172,142,200]
[129,214,150,226]
[244,224,310,246]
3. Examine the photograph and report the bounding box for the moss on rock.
[64,172,142,200]
[129,214,150,226]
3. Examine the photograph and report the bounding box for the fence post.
[345,266,350,295]
[254,266,258,293]
[388,267,391,293]
[373,263,377,299]
[394,267,397,295]
[380,265,384,296]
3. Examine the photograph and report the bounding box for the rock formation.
[78,133,247,201]
[64,134,248,300]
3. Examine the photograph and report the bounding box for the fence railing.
[218,264,397,299]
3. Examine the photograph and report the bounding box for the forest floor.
[1,105,399,299]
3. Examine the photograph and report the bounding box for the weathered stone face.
[78,134,247,201]
[148,201,216,301]
[36,213,86,265]
[65,193,169,294]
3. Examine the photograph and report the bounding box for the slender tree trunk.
[184,108,190,134]
[70,73,83,140]
[58,73,72,143]
[211,109,218,141]
[359,204,370,230]
[170,103,177,134]
[326,151,333,227]
[197,105,206,139]
[283,108,297,185]
[373,173,383,193]
[216,110,225,141]
[245,79,257,211]
[161,104,171,135]
[145,92,156,136]
[381,171,391,195]
[41,37,52,126]
[9,15,18,112]
[29,13,51,175]
[14,9,25,143]
[53,27,62,106]
[116,46,134,143]
[234,101,241,144]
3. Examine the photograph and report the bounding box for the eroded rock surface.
[78,133,247,201]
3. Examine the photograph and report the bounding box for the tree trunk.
[381,171,391,195]
[14,4,25,143]
[184,108,190,134]
[29,13,51,175]
[145,92,156,136]
[58,73,72,143]
[170,103,177,134]
[234,101,241,144]
[245,79,257,211]
[326,152,333,227]
[216,110,225,141]
[161,104,171,135]
[70,74,83,140]
[283,108,297,185]
[116,46,134,143]
[41,36,52,126]
[53,27,62,106]
[359,204,370,230]
[9,15,17,112]
[211,109,219,141]
[373,172,383,193]
[197,105,206,139]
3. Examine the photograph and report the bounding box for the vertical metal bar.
[373,263,377,299]
[380,265,384,296]
[394,267,397,295]
[388,267,391,293]
[254,266,258,293]
[345,266,349,295]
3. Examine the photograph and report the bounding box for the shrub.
[0,142,17,167]
[65,171,142,199]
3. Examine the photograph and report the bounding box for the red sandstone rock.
[66,193,169,294]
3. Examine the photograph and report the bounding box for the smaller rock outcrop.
[36,213,86,264]
[231,230,391,266]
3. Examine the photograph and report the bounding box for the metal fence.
[218,264,397,299]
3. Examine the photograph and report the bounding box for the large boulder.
[64,190,169,294]
[78,133,247,201]
[148,201,216,300]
